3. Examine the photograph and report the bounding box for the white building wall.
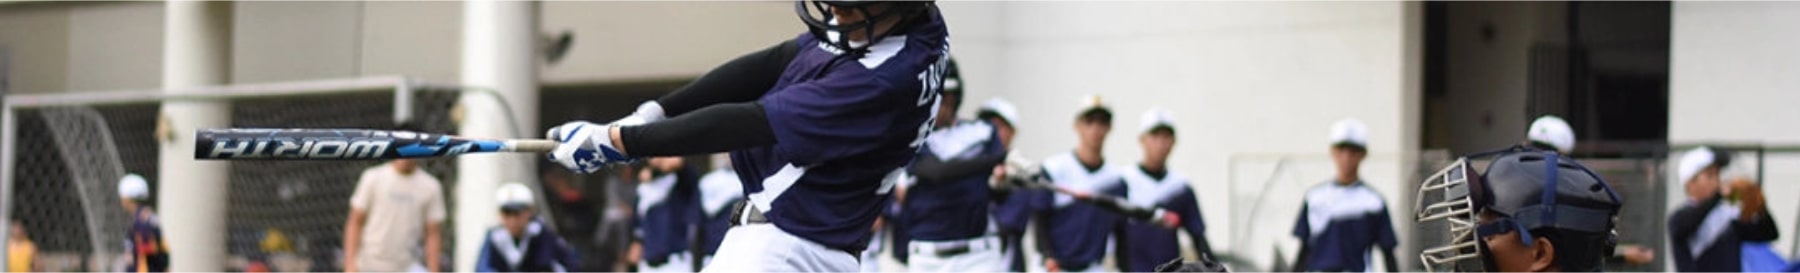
[232,2,362,83]
[1669,1,1800,259]
[539,1,797,84]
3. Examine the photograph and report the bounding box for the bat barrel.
[196,128,551,160]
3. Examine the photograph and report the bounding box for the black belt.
[912,237,998,257]
[928,244,971,257]
[728,201,769,226]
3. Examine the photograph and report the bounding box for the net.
[4,81,467,271]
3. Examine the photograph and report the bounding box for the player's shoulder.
[136,209,160,224]
[1348,181,1387,200]
[1164,170,1193,184]
[952,119,995,132]
[932,120,995,141]
[1041,152,1078,169]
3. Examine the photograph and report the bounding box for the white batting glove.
[611,101,667,127]
[545,121,632,173]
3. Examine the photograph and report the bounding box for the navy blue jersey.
[125,207,169,273]
[1117,166,1209,272]
[993,187,1039,233]
[1031,152,1127,267]
[902,120,1006,241]
[1667,196,1781,272]
[695,168,743,257]
[636,171,698,262]
[476,220,578,272]
[1291,181,1398,272]
[729,7,949,252]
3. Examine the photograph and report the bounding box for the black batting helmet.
[795,0,935,56]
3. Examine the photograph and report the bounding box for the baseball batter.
[542,1,949,271]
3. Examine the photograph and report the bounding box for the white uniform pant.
[861,228,885,272]
[907,235,1005,272]
[638,252,692,272]
[701,224,859,272]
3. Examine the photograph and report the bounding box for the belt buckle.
[728,201,747,226]
[728,201,769,226]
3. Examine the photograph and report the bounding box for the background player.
[540,1,949,271]
[1031,95,1127,272]
[118,174,168,273]
[475,183,578,272]
[1118,108,1213,272]
[694,153,743,268]
[978,98,1032,272]
[898,58,1010,272]
[1291,119,1400,272]
[1667,146,1779,272]
[632,157,698,272]
[343,123,447,273]
[1415,148,1623,272]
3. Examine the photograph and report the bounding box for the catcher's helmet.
[1415,146,1622,272]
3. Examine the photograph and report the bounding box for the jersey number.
[909,54,951,150]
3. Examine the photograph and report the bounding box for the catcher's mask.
[1414,146,1622,272]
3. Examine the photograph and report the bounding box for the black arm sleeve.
[655,40,801,116]
[617,102,777,157]
[909,152,1006,183]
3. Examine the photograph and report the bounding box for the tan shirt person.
[344,161,446,272]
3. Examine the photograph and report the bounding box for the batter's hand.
[545,121,631,173]
[612,101,667,126]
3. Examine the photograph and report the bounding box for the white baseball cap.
[1076,94,1112,121]
[1140,108,1175,134]
[1329,118,1369,149]
[977,97,1019,128]
[1676,147,1730,185]
[1528,115,1576,153]
[494,183,535,211]
[118,173,150,201]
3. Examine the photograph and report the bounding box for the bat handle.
[506,140,559,153]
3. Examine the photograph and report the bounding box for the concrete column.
[158,1,232,271]
[456,1,539,272]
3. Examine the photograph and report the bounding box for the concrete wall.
[539,1,794,84]
[0,3,73,94]
[1441,2,1566,155]
[943,2,1422,270]
[66,2,163,92]
[0,2,163,93]
[1669,1,1800,258]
